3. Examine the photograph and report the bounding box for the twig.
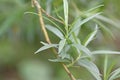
[41,9,64,24]
[32,0,64,24]
[31,0,76,80]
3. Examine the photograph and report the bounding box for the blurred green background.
[0,0,120,80]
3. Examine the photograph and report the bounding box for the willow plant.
[30,0,120,80]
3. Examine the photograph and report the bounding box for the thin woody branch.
[41,9,64,24]
[31,0,76,80]
[32,0,64,25]
[32,0,50,43]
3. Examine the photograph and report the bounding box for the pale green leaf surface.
[78,59,102,80]
[109,68,120,80]
[48,58,70,63]
[59,45,71,59]
[63,0,68,27]
[73,44,92,57]
[96,15,120,29]
[70,18,81,35]
[45,25,64,39]
[71,12,102,33]
[35,44,58,54]
[83,25,98,46]
[40,42,48,46]
[58,39,66,53]
[104,55,108,80]
[44,17,65,34]
[86,5,104,13]
[94,20,114,38]
[92,50,120,54]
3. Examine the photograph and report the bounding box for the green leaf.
[104,55,108,80]
[78,59,102,80]
[45,25,64,39]
[63,0,68,27]
[69,19,82,44]
[35,44,58,54]
[58,39,66,53]
[40,42,48,46]
[59,45,71,59]
[56,12,65,22]
[109,68,120,80]
[70,18,81,36]
[94,20,114,38]
[24,12,39,16]
[96,15,120,29]
[48,58,70,63]
[92,50,120,55]
[83,25,98,46]
[70,12,102,33]
[106,61,116,80]
[73,44,92,57]
[71,33,81,44]
[86,5,104,13]
[44,16,65,35]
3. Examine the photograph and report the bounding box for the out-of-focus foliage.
[0,0,120,80]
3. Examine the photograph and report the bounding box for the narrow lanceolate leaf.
[59,45,71,59]
[83,25,98,46]
[48,58,70,63]
[109,68,120,80]
[86,5,104,13]
[104,55,108,80]
[40,41,48,46]
[73,44,92,57]
[92,50,120,55]
[45,25,64,39]
[71,12,101,33]
[35,44,58,54]
[94,20,114,38]
[58,39,66,53]
[70,18,82,36]
[95,15,120,29]
[63,0,68,27]
[78,59,102,80]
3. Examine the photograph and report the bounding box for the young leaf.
[92,50,120,55]
[63,0,68,27]
[70,12,102,33]
[35,44,58,54]
[58,39,66,53]
[83,25,98,47]
[78,59,102,80]
[45,25,64,39]
[109,68,120,80]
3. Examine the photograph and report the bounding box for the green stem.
[104,55,108,80]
